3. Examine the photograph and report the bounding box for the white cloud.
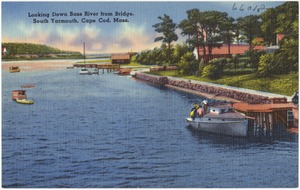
[3,20,160,54]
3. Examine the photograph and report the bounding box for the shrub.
[198,59,205,76]
[177,52,198,75]
[202,64,219,79]
[244,49,265,70]
[201,58,227,79]
[257,53,277,77]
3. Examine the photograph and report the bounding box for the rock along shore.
[134,72,288,104]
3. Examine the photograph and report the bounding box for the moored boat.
[9,66,21,73]
[185,102,249,137]
[16,98,34,105]
[117,68,131,76]
[130,70,137,77]
[91,68,99,75]
[79,68,92,75]
[12,90,27,100]
[21,84,35,88]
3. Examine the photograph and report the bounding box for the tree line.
[134,2,298,78]
[2,42,82,59]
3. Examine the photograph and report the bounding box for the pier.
[233,98,298,136]
[73,63,120,73]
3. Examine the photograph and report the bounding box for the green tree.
[179,10,231,63]
[152,14,178,65]
[177,52,198,75]
[179,9,204,62]
[172,43,193,65]
[276,2,298,71]
[236,15,261,49]
[260,8,278,46]
[221,16,236,55]
[201,11,229,55]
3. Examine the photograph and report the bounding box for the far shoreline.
[2,59,78,72]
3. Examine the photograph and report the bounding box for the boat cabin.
[206,102,234,113]
[209,106,234,114]
[12,90,27,100]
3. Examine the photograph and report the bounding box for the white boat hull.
[186,117,248,137]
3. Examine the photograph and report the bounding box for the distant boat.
[130,70,137,77]
[79,68,92,75]
[9,66,21,73]
[185,102,249,137]
[117,68,131,76]
[15,98,34,105]
[21,84,35,88]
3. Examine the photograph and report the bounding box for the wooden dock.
[233,98,298,136]
[73,63,120,73]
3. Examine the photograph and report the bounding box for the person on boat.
[197,105,204,116]
[190,103,201,120]
[201,100,208,114]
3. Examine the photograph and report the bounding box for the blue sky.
[2,1,285,54]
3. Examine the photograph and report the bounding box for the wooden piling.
[233,102,297,136]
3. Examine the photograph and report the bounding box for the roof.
[111,53,130,60]
[198,44,266,55]
[277,34,285,41]
[233,102,297,113]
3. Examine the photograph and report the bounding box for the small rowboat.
[9,66,21,73]
[21,84,35,88]
[15,99,34,105]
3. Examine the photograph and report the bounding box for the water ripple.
[2,69,298,188]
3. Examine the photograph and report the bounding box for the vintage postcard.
[1,1,298,188]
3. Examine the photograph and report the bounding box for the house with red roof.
[193,33,285,62]
[194,44,266,62]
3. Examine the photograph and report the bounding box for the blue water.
[2,68,298,188]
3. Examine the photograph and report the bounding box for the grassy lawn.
[148,70,298,96]
[120,62,152,68]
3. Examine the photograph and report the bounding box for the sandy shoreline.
[2,59,77,72]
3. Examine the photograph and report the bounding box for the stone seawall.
[135,72,271,104]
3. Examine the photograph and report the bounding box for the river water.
[2,68,298,188]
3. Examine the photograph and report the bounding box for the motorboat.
[9,66,21,73]
[15,98,34,105]
[185,102,249,137]
[79,68,92,75]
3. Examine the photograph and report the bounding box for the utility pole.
[83,42,85,64]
